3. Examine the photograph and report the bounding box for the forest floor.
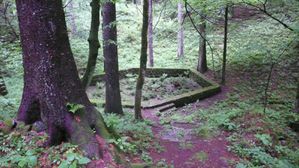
[138,65,299,168]
[141,71,238,168]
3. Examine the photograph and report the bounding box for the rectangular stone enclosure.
[90,68,221,109]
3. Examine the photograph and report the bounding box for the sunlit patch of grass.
[193,125,216,139]
[192,151,208,162]
[179,142,194,150]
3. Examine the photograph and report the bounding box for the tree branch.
[63,0,73,8]
[242,0,294,31]
[184,2,218,77]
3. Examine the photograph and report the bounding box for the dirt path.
[142,83,238,168]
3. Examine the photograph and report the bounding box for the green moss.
[193,151,208,162]
[194,126,215,139]
[179,142,194,149]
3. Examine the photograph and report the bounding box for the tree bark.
[197,15,207,73]
[148,0,154,67]
[177,1,184,58]
[81,0,101,89]
[221,6,229,85]
[102,2,123,115]
[134,0,149,120]
[16,0,111,159]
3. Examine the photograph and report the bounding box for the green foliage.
[57,149,91,168]
[141,151,153,164]
[0,130,90,167]
[108,137,137,153]
[192,151,208,162]
[255,133,272,146]
[66,103,85,114]
[0,42,23,120]
[193,125,215,139]
[103,112,155,154]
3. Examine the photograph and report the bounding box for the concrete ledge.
[90,68,221,109]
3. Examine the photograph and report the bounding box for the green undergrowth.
[89,73,201,103]
[101,110,159,164]
[201,97,298,167]
[0,125,90,168]
[0,109,156,167]
[103,111,154,153]
[159,90,299,167]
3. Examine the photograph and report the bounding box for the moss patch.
[192,151,208,162]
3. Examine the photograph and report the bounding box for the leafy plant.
[66,103,85,114]
[255,134,272,146]
[108,137,137,153]
[57,149,91,168]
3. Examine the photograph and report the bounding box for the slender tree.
[134,0,149,120]
[221,5,229,85]
[81,0,101,89]
[177,1,184,58]
[16,0,112,158]
[148,0,154,67]
[102,1,123,115]
[197,14,207,73]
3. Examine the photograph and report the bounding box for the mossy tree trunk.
[197,14,207,73]
[134,0,149,120]
[16,0,111,159]
[82,0,101,89]
[221,5,229,85]
[177,1,184,58]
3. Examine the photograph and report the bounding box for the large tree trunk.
[102,2,123,115]
[177,1,184,58]
[148,0,154,67]
[197,15,207,73]
[134,0,149,120]
[221,6,229,85]
[16,0,111,159]
[81,0,101,89]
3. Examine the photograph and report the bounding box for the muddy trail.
[142,85,238,168]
